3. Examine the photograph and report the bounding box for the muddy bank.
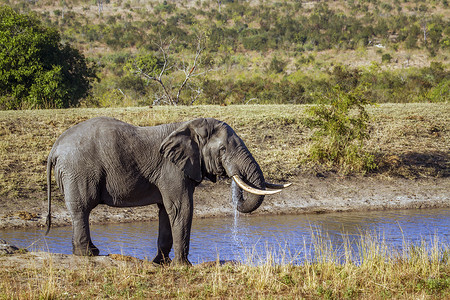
[1,175,449,230]
[0,248,144,270]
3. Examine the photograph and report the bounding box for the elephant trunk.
[232,180,265,213]
[228,149,266,214]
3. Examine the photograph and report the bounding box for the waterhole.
[1,208,449,264]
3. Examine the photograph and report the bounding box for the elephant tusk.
[232,175,282,195]
[265,182,292,189]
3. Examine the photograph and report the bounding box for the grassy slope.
[4,0,449,108]
[0,103,448,215]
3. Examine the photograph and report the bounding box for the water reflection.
[1,208,449,264]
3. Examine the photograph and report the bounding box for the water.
[1,208,449,265]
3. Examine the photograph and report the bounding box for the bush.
[268,56,287,74]
[427,79,450,102]
[0,6,97,109]
[304,84,377,174]
[124,52,166,79]
[381,53,392,63]
[330,65,361,91]
[201,79,228,104]
[242,33,268,51]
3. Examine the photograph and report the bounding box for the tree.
[0,6,97,109]
[405,24,421,49]
[126,34,212,106]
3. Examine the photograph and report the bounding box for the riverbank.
[1,102,449,298]
[0,104,449,229]
[1,175,449,230]
[1,230,449,299]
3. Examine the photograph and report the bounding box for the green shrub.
[0,6,97,109]
[381,53,392,63]
[123,52,166,79]
[268,57,287,74]
[242,33,268,51]
[427,79,450,102]
[304,84,377,174]
[201,79,228,104]
[330,65,361,91]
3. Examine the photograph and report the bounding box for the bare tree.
[60,0,66,19]
[421,18,428,45]
[97,0,103,15]
[133,34,212,106]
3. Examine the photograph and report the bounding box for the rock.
[0,239,26,255]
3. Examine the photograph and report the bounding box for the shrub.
[201,79,228,104]
[427,79,450,102]
[381,53,392,63]
[242,33,268,51]
[330,65,361,91]
[0,6,97,109]
[124,52,166,79]
[268,56,287,74]
[304,84,377,174]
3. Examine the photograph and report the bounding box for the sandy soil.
[1,175,449,230]
[0,248,142,269]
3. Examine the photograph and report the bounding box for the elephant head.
[160,118,289,214]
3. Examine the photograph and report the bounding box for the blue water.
[1,208,449,264]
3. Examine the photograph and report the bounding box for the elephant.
[45,117,290,265]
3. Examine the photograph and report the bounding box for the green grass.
[1,229,448,299]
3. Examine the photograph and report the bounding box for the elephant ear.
[160,119,209,183]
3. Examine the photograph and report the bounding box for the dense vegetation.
[0,6,97,109]
[1,0,449,108]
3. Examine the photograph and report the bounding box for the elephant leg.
[161,184,194,266]
[152,203,173,265]
[66,201,99,256]
[62,178,99,256]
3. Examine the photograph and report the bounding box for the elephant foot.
[73,244,100,256]
[172,256,192,267]
[152,254,172,266]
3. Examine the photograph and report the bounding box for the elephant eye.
[218,146,226,156]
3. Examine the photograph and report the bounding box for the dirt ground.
[1,175,449,230]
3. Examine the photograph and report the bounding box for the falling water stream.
[1,207,449,265]
[231,179,241,247]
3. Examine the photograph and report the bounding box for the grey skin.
[46,117,286,265]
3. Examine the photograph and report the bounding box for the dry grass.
[0,104,448,214]
[1,230,448,299]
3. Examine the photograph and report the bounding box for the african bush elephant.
[46,117,289,265]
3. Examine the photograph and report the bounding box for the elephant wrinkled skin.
[46,117,288,265]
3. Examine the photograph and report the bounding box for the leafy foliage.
[304,84,377,174]
[124,52,166,80]
[2,1,449,107]
[0,6,97,109]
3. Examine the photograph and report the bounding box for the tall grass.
[2,228,448,299]
[237,229,449,298]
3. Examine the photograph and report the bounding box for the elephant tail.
[45,157,52,235]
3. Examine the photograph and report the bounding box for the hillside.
[2,0,449,107]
